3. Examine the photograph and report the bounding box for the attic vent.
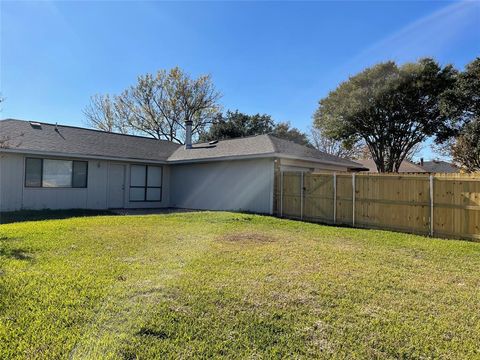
[209,140,218,145]
[30,122,42,129]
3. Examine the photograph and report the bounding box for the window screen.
[129,165,162,201]
[130,165,146,186]
[73,161,88,188]
[25,158,42,187]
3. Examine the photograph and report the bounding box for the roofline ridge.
[264,134,279,153]
[193,133,272,146]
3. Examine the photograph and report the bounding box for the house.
[355,158,427,173]
[0,119,366,213]
[420,159,459,173]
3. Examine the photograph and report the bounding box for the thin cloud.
[343,0,479,74]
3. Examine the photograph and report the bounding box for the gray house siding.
[0,153,24,211]
[0,153,170,211]
[170,158,275,214]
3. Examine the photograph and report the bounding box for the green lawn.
[0,212,479,359]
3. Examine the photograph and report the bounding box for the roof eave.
[167,152,368,169]
[0,148,169,164]
[275,153,367,169]
[166,152,278,164]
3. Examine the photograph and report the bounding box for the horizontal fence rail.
[274,171,480,241]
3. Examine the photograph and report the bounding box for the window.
[25,158,88,188]
[25,158,42,187]
[43,160,72,187]
[129,165,162,202]
[72,161,88,188]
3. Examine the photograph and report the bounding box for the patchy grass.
[0,212,479,359]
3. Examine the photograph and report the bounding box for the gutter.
[0,148,169,165]
[167,152,367,170]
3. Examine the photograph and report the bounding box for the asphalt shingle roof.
[1,119,364,169]
[0,119,180,162]
[167,134,275,162]
[152,134,364,168]
[421,160,459,173]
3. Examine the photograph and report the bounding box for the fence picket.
[275,172,480,241]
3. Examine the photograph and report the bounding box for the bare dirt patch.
[218,232,276,243]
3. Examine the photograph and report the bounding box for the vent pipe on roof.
[185,120,193,149]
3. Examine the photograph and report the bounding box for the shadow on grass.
[136,327,169,340]
[0,209,115,225]
[0,247,33,261]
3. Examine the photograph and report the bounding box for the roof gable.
[267,135,364,168]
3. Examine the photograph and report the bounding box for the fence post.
[333,172,337,224]
[280,171,284,217]
[429,174,434,236]
[300,172,304,220]
[352,173,356,227]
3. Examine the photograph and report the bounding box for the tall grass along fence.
[274,172,480,241]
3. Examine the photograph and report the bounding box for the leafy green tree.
[199,110,274,141]
[314,58,456,172]
[441,57,480,171]
[199,111,311,146]
[272,122,311,146]
[451,119,480,172]
[441,57,480,133]
[84,67,221,144]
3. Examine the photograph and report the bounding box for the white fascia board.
[274,153,365,169]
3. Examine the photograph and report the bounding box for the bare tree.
[309,127,364,159]
[84,67,222,143]
[0,97,23,149]
[83,94,129,133]
[403,142,423,162]
[0,133,24,149]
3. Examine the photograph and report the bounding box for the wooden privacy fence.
[274,172,480,241]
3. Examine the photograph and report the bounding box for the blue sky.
[1,1,479,159]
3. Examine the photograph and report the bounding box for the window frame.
[24,157,89,189]
[129,165,163,202]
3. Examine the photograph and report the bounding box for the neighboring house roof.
[356,158,427,173]
[421,160,459,173]
[0,119,365,169]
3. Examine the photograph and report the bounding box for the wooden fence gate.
[275,172,480,241]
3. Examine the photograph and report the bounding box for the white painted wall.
[170,158,275,214]
[0,153,170,211]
